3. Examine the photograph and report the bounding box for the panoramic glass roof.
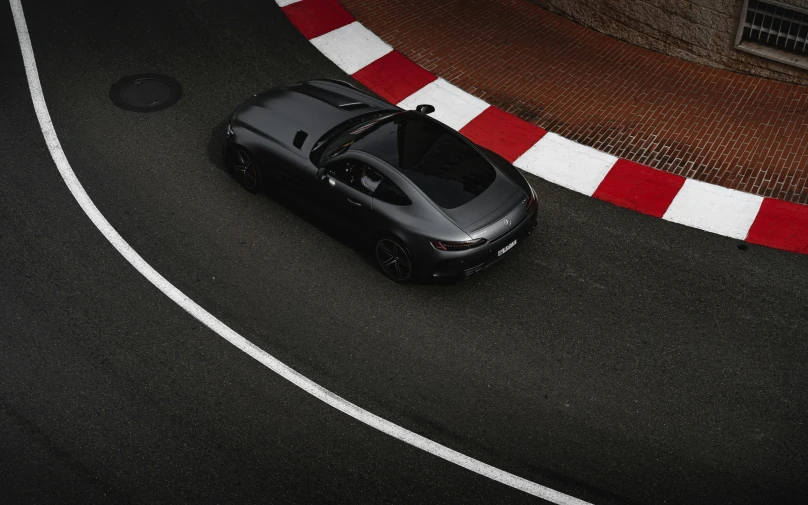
[350,113,496,209]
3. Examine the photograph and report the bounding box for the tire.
[229,147,264,193]
[375,236,415,283]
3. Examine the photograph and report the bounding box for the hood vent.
[338,101,365,110]
[289,83,369,111]
[293,130,308,149]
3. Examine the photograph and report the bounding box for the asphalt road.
[1,0,807,504]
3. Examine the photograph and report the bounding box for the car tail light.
[430,238,487,251]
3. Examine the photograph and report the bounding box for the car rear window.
[349,113,495,209]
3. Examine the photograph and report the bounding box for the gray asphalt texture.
[1,0,806,504]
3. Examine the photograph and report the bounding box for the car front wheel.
[230,148,264,193]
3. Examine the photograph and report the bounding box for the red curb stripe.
[279,0,808,255]
[592,159,685,218]
[459,106,547,163]
[352,50,437,104]
[745,199,808,254]
[282,0,355,40]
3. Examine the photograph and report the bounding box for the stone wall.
[528,0,808,85]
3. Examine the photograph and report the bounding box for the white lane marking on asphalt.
[397,78,491,131]
[310,21,393,75]
[275,0,301,6]
[514,133,617,197]
[9,1,590,504]
[662,179,764,240]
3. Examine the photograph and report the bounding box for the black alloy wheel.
[230,148,263,193]
[375,238,413,282]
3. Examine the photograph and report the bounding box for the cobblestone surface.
[340,0,808,204]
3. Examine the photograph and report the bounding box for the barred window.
[735,0,808,69]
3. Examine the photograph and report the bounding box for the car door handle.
[346,198,362,207]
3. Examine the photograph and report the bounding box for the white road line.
[9,0,590,503]
[662,179,764,240]
[514,133,617,197]
[276,0,301,6]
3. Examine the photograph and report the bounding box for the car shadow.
[206,116,231,171]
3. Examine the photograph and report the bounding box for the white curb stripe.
[276,0,301,7]
[281,0,799,249]
[397,78,491,131]
[662,179,764,240]
[514,133,618,197]
[10,1,590,504]
[311,21,393,75]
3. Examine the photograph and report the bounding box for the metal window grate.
[742,0,808,54]
[735,0,808,69]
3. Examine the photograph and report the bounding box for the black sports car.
[223,79,537,282]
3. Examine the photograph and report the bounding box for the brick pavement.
[339,0,808,204]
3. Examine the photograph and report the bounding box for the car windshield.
[347,113,496,209]
[312,110,399,163]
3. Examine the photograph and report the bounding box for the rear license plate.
[498,239,517,257]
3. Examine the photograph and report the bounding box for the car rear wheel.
[230,148,263,193]
[375,237,414,283]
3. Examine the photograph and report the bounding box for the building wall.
[528,0,808,85]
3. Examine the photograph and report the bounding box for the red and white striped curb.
[276,0,808,255]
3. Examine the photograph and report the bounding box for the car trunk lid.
[438,173,528,239]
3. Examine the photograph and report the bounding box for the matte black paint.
[225,79,538,279]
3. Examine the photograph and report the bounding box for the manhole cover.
[109,73,182,112]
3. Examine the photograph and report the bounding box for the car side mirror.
[316,167,327,181]
[416,104,435,115]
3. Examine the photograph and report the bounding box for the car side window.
[373,178,412,206]
[326,160,380,195]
